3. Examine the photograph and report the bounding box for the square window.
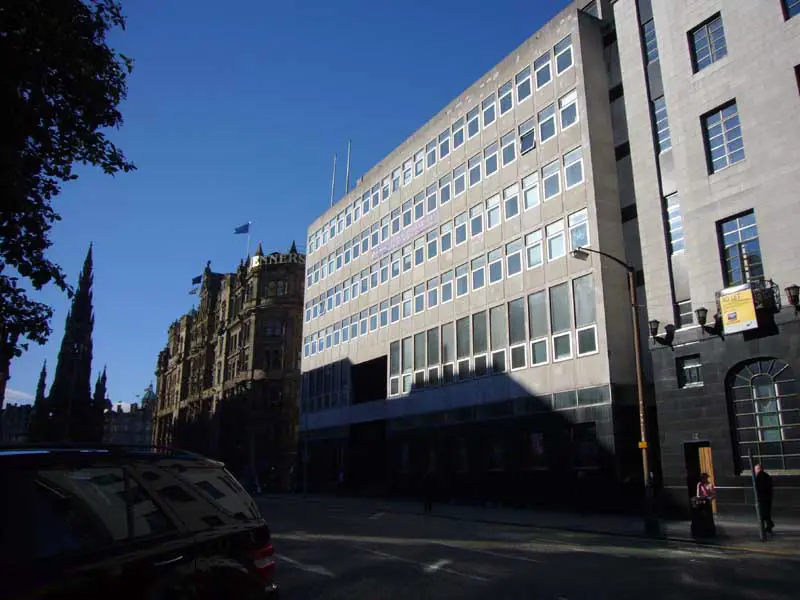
[690,14,727,73]
[677,355,704,387]
[576,325,597,356]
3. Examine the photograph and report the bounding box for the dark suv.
[0,445,279,600]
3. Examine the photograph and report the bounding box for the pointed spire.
[289,240,298,254]
[35,360,47,405]
[255,242,264,257]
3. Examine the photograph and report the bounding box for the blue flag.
[234,222,250,235]
[189,287,199,295]
[191,275,202,285]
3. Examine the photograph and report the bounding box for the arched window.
[728,358,799,471]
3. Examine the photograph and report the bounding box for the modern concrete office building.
[613,0,800,517]
[299,1,655,507]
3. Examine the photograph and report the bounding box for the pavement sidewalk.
[262,492,800,557]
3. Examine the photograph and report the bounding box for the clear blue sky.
[7,0,569,406]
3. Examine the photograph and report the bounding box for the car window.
[13,465,175,560]
[172,466,260,521]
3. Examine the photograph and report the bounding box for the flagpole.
[246,221,252,258]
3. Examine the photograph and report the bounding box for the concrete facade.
[299,2,653,506]
[613,0,800,517]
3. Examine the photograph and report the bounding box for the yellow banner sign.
[719,287,758,334]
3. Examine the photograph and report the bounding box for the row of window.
[307,34,576,258]
[306,89,583,292]
[303,205,589,333]
[377,273,597,396]
[304,157,588,326]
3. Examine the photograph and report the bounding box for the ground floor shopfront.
[300,388,661,514]
[651,313,800,519]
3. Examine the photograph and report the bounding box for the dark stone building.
[154,244,305,491]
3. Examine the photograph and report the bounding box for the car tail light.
[253,543,275,579]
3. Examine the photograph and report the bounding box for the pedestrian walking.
[691,472,716,538]
[754,463,775,535]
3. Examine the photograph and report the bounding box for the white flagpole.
[245,221,252,258]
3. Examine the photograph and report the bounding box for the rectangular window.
[371,223,379,248]
[653,96,672,153]
[467,106,480,139]
[719,211,764,286]
[402,244,412,272]
[538,103,556,143]
[523,173,540,210]
[441,270,454,303]
[414,238,425,266]
[440,222,453,252]
[402,200,412,228]
[390,251,400,279]
[472,255,486,290]
[501,131,516,167]
[643,19,659,64]
[564,147,584,189]
[504,183,519,219]
[390,294,400,323]
[427,327,440,366]
[452,117,465,149]
[677,355,704,388]
[402,337,413,393]
[525,229,543,269]
[568,208,589,251]
[528,290,548,366]
[426,183,437,213]
[442,321,455,383]
[360,310,368,336]
[470,204,484,237]
[381,216,389,242]
[550,282,572,361]
[482,93,497,128]
[555,35,573,74]
[372,184,380,207]
[402,289,412,319]
[455,212,468,245]
[546,220,566,261]
[486,194,501,229]
[690,14,727,72]
[414,283,425,314]
[456,263,469,297]
[456,316,471,379]
[382,176,390,201]
[439,174,451,205]
[519,117,536,154]
[666,194,684,252]
[542,159,561,199]
[559,89,579,130]
[414,149,425,177]
[427,229,438,260]
[573,273,597,356]
[360,268,369,294]
[414,193,425,221]
[426,139,437,169]
[414,331,426,372]
[468,153,482,187]
[453,163,466,196]
[499,80,513,115]
[380,300,389,327]
[490,304,508,374]
[534,51,551,89]
[516,66,532,103]
[439,129,450,159]
[370,263,379,288]
[488,247,503,284]
[427,276,439,308]
[484,141,498,177]
[703,101,745,173]
[402,159,413,186]
[506,238,523,277]
[391,208,401,235]
[508,297,527,369]
[362,192,370,215]
[472,310,488,354]
[370,305,378,331]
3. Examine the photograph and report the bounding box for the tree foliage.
[0,0,135,387]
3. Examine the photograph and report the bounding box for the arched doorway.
[727,358,798,472]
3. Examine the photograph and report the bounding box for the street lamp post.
[572,246,659,535]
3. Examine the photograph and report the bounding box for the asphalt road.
[258,496,796,600]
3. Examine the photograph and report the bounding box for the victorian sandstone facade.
[154,243,305,491]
